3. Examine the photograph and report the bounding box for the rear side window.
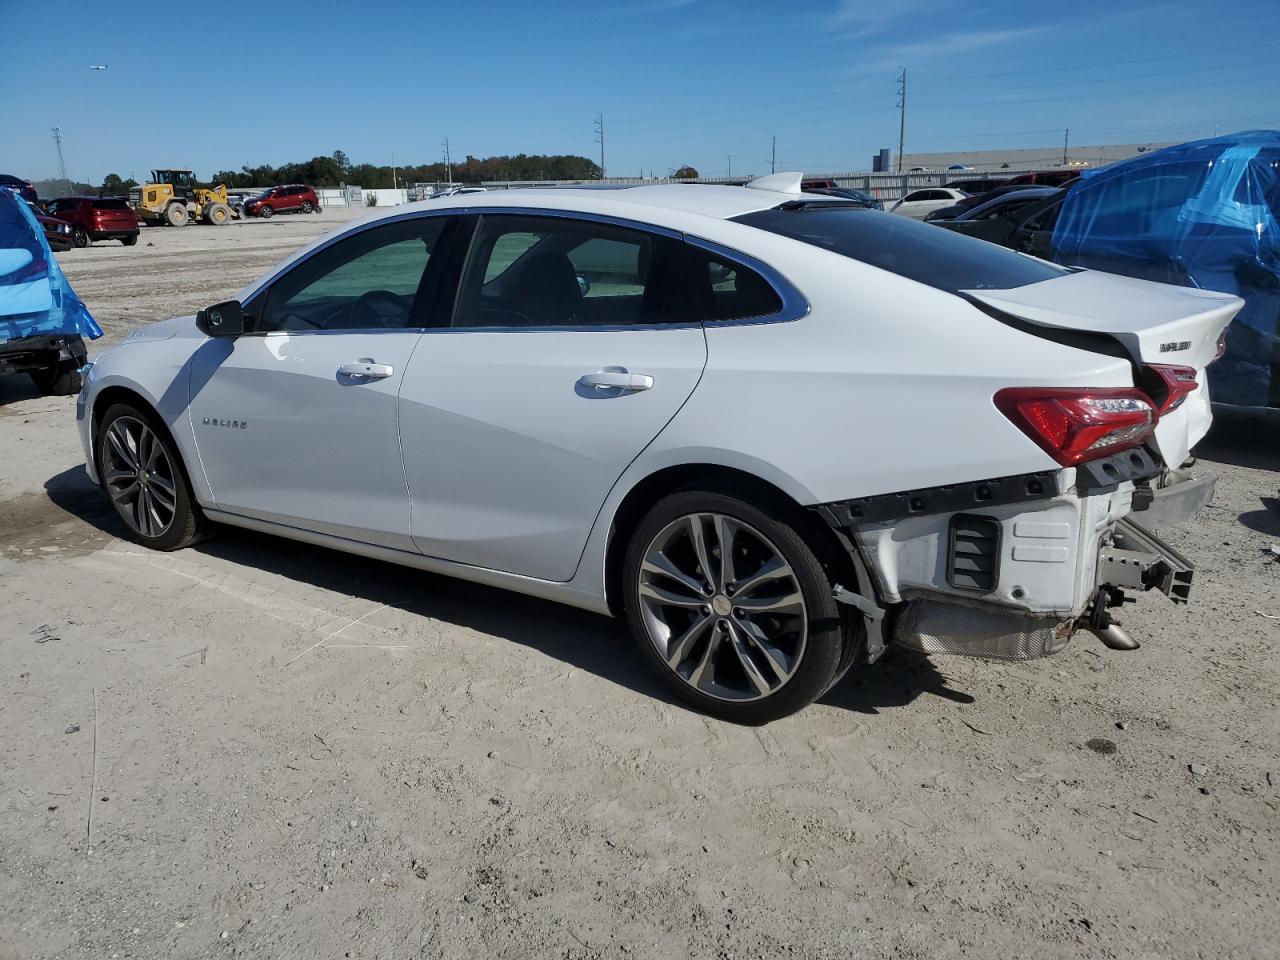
[686,245,782,321]
[735,206,1067,292]
[93,199,129,210]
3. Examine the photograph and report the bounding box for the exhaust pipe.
[1090,622,1140,650]
[1083,586,1141,651]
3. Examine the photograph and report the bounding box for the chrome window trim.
[436,206,808,334]
[682,234,810,328]
[235,205,810,337]
[238,208,458,309]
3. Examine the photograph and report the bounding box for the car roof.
[958,187,1061,218]
[349,181,819,229]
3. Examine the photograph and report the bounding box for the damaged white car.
[77,174,1240,723]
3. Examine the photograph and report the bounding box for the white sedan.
[77,173,1239,723]
[889,187,970,219]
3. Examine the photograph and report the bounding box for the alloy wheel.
[637,512,807,702]
[103,416,177,538]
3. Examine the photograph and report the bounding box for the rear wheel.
[258,204,274,219]
[165,203,188,227]
[622,489,847,724]
[121,234,137,246]
[72,226,89,248]
[300,200,313,214]
[30,363,82,396]
[97,404,206,550]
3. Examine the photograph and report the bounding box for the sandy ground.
[1,210,1279,959]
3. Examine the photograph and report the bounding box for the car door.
[398,211,708,581]
[1010,196,1065,260]
[189,213,458,550]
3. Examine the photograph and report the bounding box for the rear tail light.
[994,387,1156,467]
[1145,364,1198,415]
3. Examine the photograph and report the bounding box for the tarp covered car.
[1052,131,1280,409]
[0,188,101,394]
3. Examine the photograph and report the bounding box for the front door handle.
[338,359,394,380]
[578,371,654,392]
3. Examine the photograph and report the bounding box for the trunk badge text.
[1159,341,1191,353]
[202,417,247,429]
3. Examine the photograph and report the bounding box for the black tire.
[258,204,274,219]
[96,403,207,551]
[300,200,313,214]
[72,226,89,248]
[165,203,188,227]
[30,363,82,396]
[313,205,322,214]
[622,487,847,724]
[121,234,138,246]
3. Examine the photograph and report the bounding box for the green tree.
[100,173,138,196]
[673,165,699,179]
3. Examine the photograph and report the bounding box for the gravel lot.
[1,210,1278,959]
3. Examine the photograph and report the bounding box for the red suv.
[45,197,140,246]
[244,184,321,218]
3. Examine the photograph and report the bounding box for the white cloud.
[844,27,1048,75]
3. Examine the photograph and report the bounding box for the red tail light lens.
[994,388,1156,466]
[1146,364,1198,415]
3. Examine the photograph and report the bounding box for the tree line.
[209,151,603,189]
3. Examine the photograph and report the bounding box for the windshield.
[735,205,1067,292]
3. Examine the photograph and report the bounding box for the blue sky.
[2,0,1278,183]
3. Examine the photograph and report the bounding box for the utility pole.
[1063,128,1069,166]
[442,137,452,184]
[896,68,906,173]
[727,155,732,179]
[771,136,776,174]
[392,153,398,191]
[51,127,69,192]
[594,113,606,179]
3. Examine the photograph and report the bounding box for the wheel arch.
[600,462,860,618]
[90,384,196,495]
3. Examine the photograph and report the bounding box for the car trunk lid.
[964,269,1243,469]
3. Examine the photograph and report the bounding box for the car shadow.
[1238,495,1280,537]
[41,464,983,720]
[0,375,42,408]
[1197,408,1280,472]
[819,648,977,714]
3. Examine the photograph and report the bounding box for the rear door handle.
[338,360,394,380]
[577,371,654,392]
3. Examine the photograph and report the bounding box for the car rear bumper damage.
[815,450,1212,662]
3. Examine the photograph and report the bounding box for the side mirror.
[196,299,244,337]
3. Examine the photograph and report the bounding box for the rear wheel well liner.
[602,463,862,618]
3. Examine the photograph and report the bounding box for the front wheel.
[30,363,82,396]
[72,227,89,248]
[97,404,207,550]
[622,489,848,724]
[258,204,274,219]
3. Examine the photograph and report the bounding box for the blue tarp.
[0,188,102,342]
[1052,131,1280,408]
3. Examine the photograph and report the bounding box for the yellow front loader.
[129,169,238,226]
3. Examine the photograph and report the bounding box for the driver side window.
[256,216,448,333]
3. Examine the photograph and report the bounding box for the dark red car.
[26,201,73,252]
[44,196,140,246]
[0,174,39,204]
[244,184,321,218]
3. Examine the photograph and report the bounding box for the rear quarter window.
[734,206,1067,292]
